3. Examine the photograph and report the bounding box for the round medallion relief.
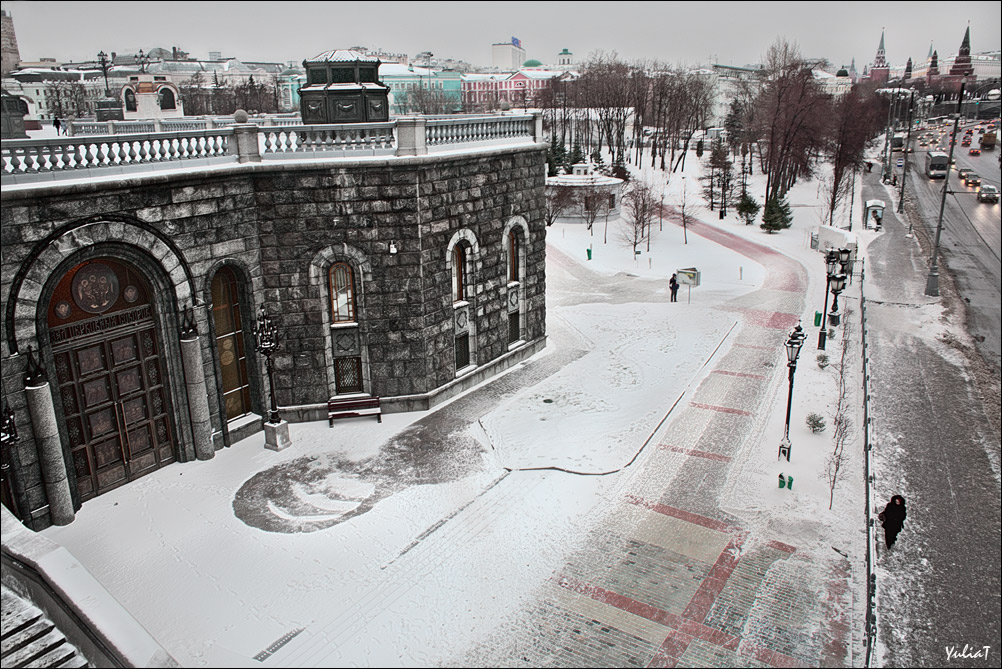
[71,263,119,314]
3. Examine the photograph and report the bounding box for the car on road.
[962,173,981,187]
[961,138,972,146]
[969,147,981,156]
[958,168,973,179]
[977,185,999,203]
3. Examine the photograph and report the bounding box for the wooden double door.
[48,258,176,501]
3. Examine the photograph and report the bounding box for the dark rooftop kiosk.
[299,49,391,124]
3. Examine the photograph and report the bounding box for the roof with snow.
[305,50,380,64]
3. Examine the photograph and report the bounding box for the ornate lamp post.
[134,49,150,74]
[253,306,281,425]
[818,250,840,349]
[97,50,112,97]
[778,324,806,462]
[828,273,847,327]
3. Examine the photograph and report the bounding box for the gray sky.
[6,1,1001,70]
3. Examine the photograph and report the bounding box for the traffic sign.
[896,159,904,167]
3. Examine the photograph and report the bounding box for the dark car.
[961,138,972,146]
[970,147,981,156]
[977,185,999,203]
[962,173,981,187]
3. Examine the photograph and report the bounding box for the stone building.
[0,114,547,530]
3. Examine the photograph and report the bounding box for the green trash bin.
[814,311,822,326]
[586,248,592,260]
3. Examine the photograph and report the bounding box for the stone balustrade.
[1,114,542,185]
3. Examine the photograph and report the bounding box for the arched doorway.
[46,257,176,501]
[210,266,252,421]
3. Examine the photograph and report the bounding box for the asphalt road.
[900,120,1001,374]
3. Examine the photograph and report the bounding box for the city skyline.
[5,1,1001,70]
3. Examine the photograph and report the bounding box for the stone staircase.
[1,584,89,668]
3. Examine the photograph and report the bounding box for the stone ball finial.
[499,100,511,111]
[233,109,249,123]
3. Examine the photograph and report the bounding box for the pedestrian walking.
[878,494,907,549]
[669,273,679,303]
[866,161,873,173]
[53,117,62,135]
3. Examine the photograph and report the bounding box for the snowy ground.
[37,141,896,667]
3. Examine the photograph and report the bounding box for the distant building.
[868,30,890,85]
[379,63,462,115]
[1,9,20,76]
[556,48,574,70]
[492,38,526,71]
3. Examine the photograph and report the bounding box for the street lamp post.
[253,306,281,425]
[817,250,840,349]
[97,50,112,98]
[897,91,915,214]
[926,83,965,297]
[778,324,806,462]
[828,273,847,327]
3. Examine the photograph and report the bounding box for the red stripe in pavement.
[647,629,691,668]
[681,535,746,623]
[689,402,752,416]
[659,445,732,463]
[728,308,801,331]
[738,641,804,668]
[557,576,682,629]
[625,495,737,533]
[712,370,766,380]
[679,619,741,652]
[766,539,797,554]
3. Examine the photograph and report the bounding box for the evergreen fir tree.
[736,192,761,225]
[760,196,792,233]
[569,141,584,165]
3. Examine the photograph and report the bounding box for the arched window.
[508,230,520,283]
[452,245,466,302]
[124,89,137,112]
[158,88,176,110]
[329,262,356,323]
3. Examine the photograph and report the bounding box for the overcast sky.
[6,1,1001,70]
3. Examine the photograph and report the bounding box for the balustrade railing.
[259,123,396,157]
[2,129,234,180]
[426,115,535,147]
[4,114,541,184]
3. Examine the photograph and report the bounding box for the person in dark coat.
[53,117,62,135]
[669,273,679,302]
[879,495,907,548]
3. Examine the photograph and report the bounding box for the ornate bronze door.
[47,259,176,501]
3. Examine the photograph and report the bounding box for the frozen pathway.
[862,169,1001,667]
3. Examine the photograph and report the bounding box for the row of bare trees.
[178,72,281,116]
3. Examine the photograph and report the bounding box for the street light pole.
[828,273,847,327]
[253,306,281,425]
[97,50,111,98]
[926,83,965,297]
[778,324,806,462]
[897,91,915,214]
[818,250,839,349]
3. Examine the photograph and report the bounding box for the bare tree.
[580,186,607,237]
[825,315,855,509]
[678,179,692,244]
[620,181,657,254]
[751,39,829,202]
[824,87,883,225]
[544,185,576,227]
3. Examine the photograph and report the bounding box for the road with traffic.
[902,119,1002,374]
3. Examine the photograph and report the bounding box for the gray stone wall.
[0,144,546,529]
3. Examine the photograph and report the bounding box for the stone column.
[24,382,74,525]
[180,336,214,461]
[395,117,427,156]
[532,112,543,143]
[231,124,262,163]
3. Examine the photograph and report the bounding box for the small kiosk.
[298,49,391,124]
[863,199,886,230]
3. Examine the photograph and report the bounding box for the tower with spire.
[949,25,974,76]
[869,29,890,84]
[848,57,858,83]
[903,57,912,81]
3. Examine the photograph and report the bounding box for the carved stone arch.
[501,215,530,279]
[501,216,529,345]
[5,214,196,355]
[33,241,198,500]
[308,243,373,398]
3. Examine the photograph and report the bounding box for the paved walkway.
[862,170,1001,668]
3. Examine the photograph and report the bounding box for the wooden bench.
[328,396,382,426]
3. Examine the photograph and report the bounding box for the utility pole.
[925,83,964,297]
[898,91,915,214]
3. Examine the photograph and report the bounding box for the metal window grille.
[334,357,363,394]
[508,311,520,344]
[455,333,470,370]
[329,263,356,323]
